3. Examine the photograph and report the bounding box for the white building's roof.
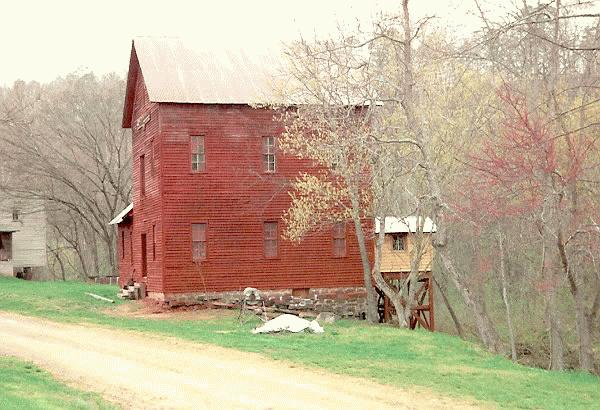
[108,203,133,225]
[375,216,436,234]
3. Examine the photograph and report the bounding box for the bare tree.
[0,73,131,279]
[465,0,600,371]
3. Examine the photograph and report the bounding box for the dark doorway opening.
[141,233,147,277]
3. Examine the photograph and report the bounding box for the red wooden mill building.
[110,37,434,326]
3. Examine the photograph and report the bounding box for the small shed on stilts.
[375,216,435,330]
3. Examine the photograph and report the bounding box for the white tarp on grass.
[252,314,324,334]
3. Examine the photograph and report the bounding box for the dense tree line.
[279,0,600,372]
[0,73,131,280]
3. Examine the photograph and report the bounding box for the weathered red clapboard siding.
[157,103,366,294]
[119,49,164,292]
[119,54,370,295]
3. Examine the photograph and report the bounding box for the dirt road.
[0,312,478,409]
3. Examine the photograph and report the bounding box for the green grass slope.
[0,356,116,410]
[0,277,598,409]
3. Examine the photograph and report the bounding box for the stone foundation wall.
[154,287,368,319]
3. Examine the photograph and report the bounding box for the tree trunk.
[48,246,67,281]
[546,289,565,370]
[572,288,596,372]
[591,284,600,325]
[90,229,100,276]
[370,217,409,327]
[565,264,595,372]
[439,251,503,353]
[403,215,425,327]
[349,192,379,323]
[499,232,517,361]
[557,229,595,371]
[398,0,502,353]
[352,219,379,323]
[540,237,564,370]
[432,275,465,339]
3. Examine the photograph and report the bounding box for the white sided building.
[0,199,47,279]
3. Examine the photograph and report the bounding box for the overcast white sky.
[0,0,504,85]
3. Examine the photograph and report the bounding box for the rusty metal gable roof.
[132,37,280,105]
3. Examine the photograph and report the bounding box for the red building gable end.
[116,37,369,318]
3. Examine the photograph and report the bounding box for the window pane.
[192,223,207,261]
[393,235,405,251]
[333,238,345,257]
[333,222,345,238]
[264,222,277,239]
[140,155,146,197]
[264,222,278,257]
[192,223,206,241]
[333,223,346,256]
[192,242,206,261]
[191,136,205,172]
[262,137,276,172]
[265,241,276,257]
[191,135,199,151]
[265,240,277,257]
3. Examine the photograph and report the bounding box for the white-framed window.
[191,135,206,172]
[262,136,276,172]
[392,234,406,251]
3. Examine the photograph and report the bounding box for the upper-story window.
[262,136,276,172]
[392,234,406,251]
[191,135,205,172]
[11,209,19,222]
[332,222,346,257]
[150,138,156,175]
[140,155,146,197]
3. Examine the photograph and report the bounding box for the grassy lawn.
[0,277,598,409]
[0,355,115,410]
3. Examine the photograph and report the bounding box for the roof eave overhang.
[122,41,139,129]
[108,203,134,225]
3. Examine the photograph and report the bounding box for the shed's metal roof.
[375,216,436,234]
[132,37,281,105]
[108,203,133,225]
[0,226,18,233]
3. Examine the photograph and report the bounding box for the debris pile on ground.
[252,314,324,334]
[118,282,146,300]
[316,312,337,324]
